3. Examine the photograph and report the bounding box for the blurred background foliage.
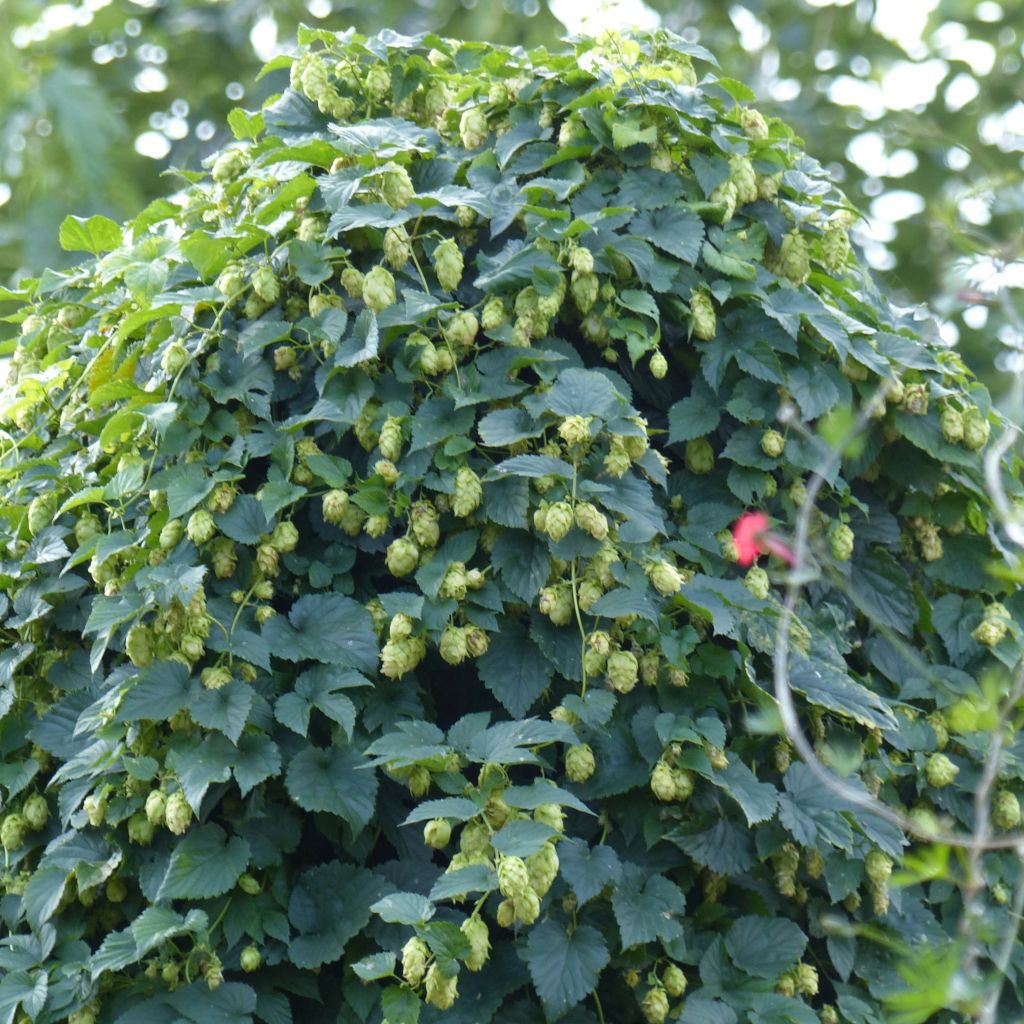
[1,0,1022,397]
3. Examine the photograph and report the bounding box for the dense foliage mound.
[1,25,1023,1024]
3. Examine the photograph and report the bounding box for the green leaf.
[789,652,898,731]
[611,869,686,949]
[491,530,550,603]
[679,1001,740,1024]
[489,454,576,481]
[777,764,854,850]
[189,680,253,744]
[118,661,192,723]
[545,368,624,420]
[232,733,282,798]
[588,587,659,622]
[558,840,621,905]
[132,906,208,956]
[381,985,421,1024]
[351,951,397,981]
[476,622,552,718]
[214,495,269,544]
[491,820,558,857]
[262,593,378,671]
[478,408,543,446]
[668,819,756,874]
[59,214,122,254]
[23,864,69,930]
[712,761,778,826]
[333,308,379,368]
[849,550,916,636]
[403,797,481,825]
[429,864,498,902]
[482,474,530,530]
[525,921,609,1021]
[165,733,234,810]
[275,665,360,738]
[288,239,332,286]
[288,862,384,969]
[630,207,704,264]
[725,916,807,979]
[371,892,435,925]
[474,241,560,291]
[227,107,264,140]
[285,742,378,830]
[154,824,251,902]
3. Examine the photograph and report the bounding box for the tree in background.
[1,0,1022,396]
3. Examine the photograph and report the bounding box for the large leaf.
[725,916,807,979]
[525,921,610,1021]
[611,868,686,949]
[476,622,552,718]
[288,862,386,968]
[154,825,251,902]
[262,594,378,671]
[285,742,378,830]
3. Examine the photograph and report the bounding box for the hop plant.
[3,27,1019,1024]
[386,537,420,577]
[452,466,483,517]
[380,166,415,209]
[383,226,411,269]
[962,405,990,450]
[433,238,464,291]
[663,964,687,998]
[460,106,488,149]
[402,937,430,986]
[322,488,350,525]
[362,266,396,312]
[566,744,596,783]
[689,289,716,340]
[744,565,770,600]
[23,794,48,831]
[940,406,964,444]
[993,790,1022,830]
[828,522,855,562]
[685,437,715,474]
[424,818,452,849]
[164,791,193,835]
[760,429,785,459]
[820,222,851,272]
[648,560,684,596]
[642,986,670,1024]
[1,814,28,851]
[778,231,811,285]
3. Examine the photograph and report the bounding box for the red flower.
[732,511,796,567]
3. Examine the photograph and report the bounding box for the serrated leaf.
[630,208,704,263]
[558,840,621,905]
[262,593,378,671]
[371,892,435,925]
[429,864,498,902]
[712,760,778,825]
[352,951,397,981]
[611,870,686,949]
[476,623,553,719]
[154,825,250,902]
[725,916,807,979]
[59,213,122,254]
[402,797,481,825]
[526,921,609,1021]
[491,819,558,857]
[288,862,384,969]
[285,742,378,830]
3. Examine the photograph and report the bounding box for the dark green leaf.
[526,922,609,1021]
